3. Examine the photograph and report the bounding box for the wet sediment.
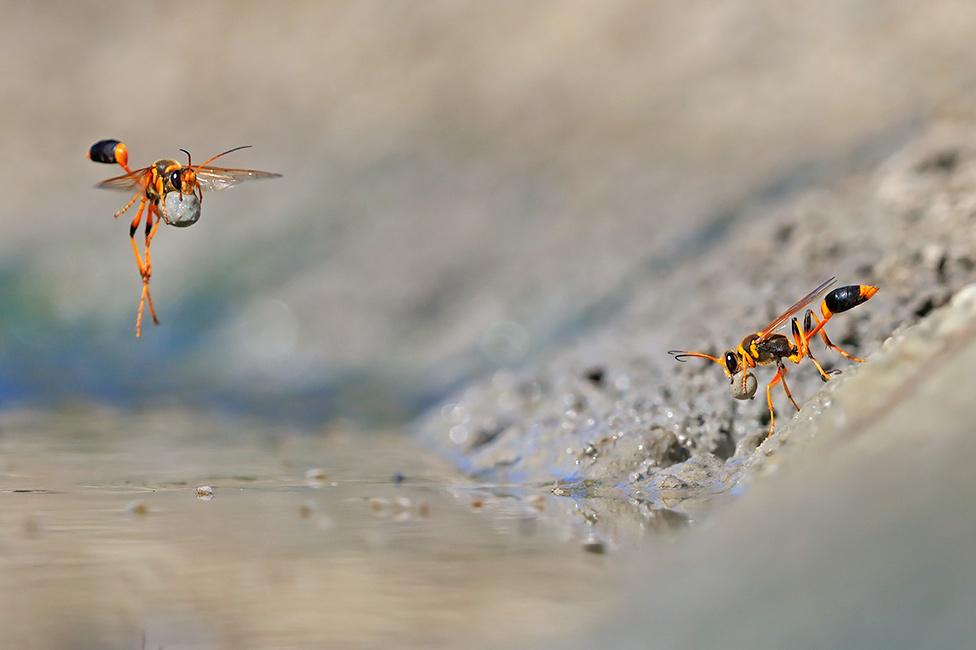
[566,268,976,649]
[416,123,976,514]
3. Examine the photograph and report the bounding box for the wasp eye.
[724,352,739,374]
[170,171,181,189]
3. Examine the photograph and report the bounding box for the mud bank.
[564,271,976,650]
[417,124,976,515]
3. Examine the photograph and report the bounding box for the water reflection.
[0,408,682,649]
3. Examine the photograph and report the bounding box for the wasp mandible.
[88,139,281,337]
[668,277,879,439]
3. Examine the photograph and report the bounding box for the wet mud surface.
[566,278,976,650]
[5,276,976,648]
[0,411,637,649]
[417,125,976,516]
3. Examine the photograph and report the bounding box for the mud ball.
[730,372,758,400]
[162,192,201,227]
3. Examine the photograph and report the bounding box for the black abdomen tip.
[88,139,121,163]
[825,285,875,314]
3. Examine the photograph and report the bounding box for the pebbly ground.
[415,123,976,512]
[564,271,976,650]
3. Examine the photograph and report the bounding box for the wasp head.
[667,347,756,399]
[178,149,198,191]
[722,350,742,378]
[167,168,183,192]
[722,350,757,399]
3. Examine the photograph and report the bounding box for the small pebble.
[368,497,390,515]
[583,367,606,387]
[392,472,406,485]
[305,468,328,487]
[417,501,431,517]
[196,485,214,500]
[125,500,149,516]
[581,537,606,554]
[470,498,484,510]
[299,500,317,519]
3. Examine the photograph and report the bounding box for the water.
[0,408,635,649]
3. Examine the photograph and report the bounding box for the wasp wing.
[94,167,151,192]
[194,166,282,192]
[756,277,836,342]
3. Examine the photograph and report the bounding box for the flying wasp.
[668,277,878,439]
[88,139,281,337]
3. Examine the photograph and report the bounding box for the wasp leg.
[778,364,800,412]
[805,309,863,363]
[135,285,152,337]
[115,192,141,219]
[128,200,161,337]
[128,199,150,338]
[158,191,171,225]
[764,367,786,439]
[789,317,809,360]
[128,198,148,278]
[142,204,161,327]
[143,203,161,273]
[793,315,832,382]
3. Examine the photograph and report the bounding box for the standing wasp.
[668,277,878,438]
[88,139,281,337]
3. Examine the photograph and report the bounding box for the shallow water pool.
[0,408,668,649]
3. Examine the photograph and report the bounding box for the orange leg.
[115,192,141,219]
[142,205,161,327]
[129,199,148,278]
[128,200,162,337]
[779,366,800,411]
[805,310,863,363]
[135,286,150,337]
[129,201,149,338]
[764,364,799,440]
[765,367,784,439]
[143,203,161,274]
[792,316,832,382]
[807,355,833,381]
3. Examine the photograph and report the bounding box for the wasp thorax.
[162,191,201,227]
[730,371,758,400]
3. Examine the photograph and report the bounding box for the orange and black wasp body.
[88,139,281,337]
[668,277,879,438]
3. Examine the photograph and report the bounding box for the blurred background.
[4,1,976,426]
[8,3,976,649]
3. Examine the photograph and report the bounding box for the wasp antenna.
[179,148,192,166]
[194,145,253,170]
[668,350,723,365]
[216,144,252,157]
